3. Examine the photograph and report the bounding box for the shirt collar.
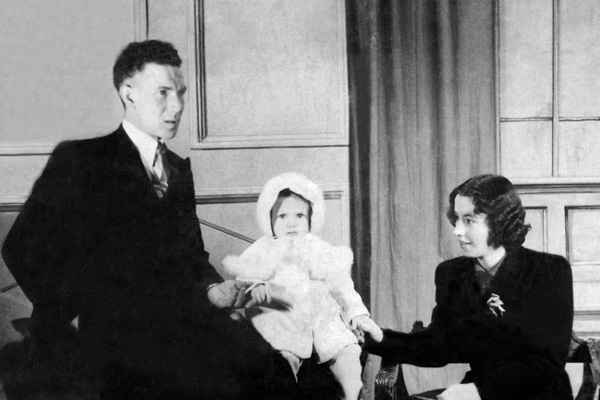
[122,119,160,168]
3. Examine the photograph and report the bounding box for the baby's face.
[272,196,310,239]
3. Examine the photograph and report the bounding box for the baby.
[208,172,382,400]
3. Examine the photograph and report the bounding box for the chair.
[374,321,598,400]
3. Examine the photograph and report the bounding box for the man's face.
[123,63,187,140]
[272,196,310,239]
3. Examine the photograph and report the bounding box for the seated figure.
[365,174,574,400]
[209,172,383,400]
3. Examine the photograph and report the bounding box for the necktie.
[151,141,170,199]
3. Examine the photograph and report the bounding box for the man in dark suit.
[1,40,292,400]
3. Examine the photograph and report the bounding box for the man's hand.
[207,280,254,309]
[207,280,239,309]
[351,315,384,343]
[437,383,480,400]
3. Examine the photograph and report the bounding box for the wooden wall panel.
[146,0,351,193]
[499,0,600,181]
[499,0,553,118]
[558,121,600,177]
[147,0,351,283]
[500,0,600,341]
[0,0,147,205]
[193,0,348,149]
[567,207,600,263]
[518,186,600,337]
[0,0,146,155]
[500,121,552,178]
[566,207,600,335]
[559,0,600,117]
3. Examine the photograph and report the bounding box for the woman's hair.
[270,189,313,234]
[446,174,530,250]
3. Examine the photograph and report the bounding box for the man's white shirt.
[122,119,164,180]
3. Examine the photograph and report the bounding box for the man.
[2,40,290,399]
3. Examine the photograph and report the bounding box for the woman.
[364,175,574,400]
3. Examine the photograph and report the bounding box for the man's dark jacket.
[365,246,574,400]
[2,127,277,398]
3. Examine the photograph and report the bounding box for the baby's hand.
[351,315,384,344]
[248,283,272,306]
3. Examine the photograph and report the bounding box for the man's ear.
[119,83,135,108]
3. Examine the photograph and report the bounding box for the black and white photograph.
[0,1,599,399]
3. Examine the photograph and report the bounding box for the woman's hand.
[351,315,384,343]
[437,383,480,400]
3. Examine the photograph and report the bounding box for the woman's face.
[452,195,496,260]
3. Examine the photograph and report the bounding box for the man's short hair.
[112,40,182,90]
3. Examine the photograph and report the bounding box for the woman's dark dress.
[365,246,574,400]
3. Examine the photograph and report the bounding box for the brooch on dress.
[487,293,506,317]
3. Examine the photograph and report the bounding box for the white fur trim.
[256,172,325,236]
[308,236,354,281]
[222,237,277,280]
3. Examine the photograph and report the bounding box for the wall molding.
[0,143,56,156]
[0,201,24,212]
[134,0,149,41]
[493,0,500,173]
[1,185,351,246]
[194,185,347,202]
[575,309,600,317]
[515,178,600,194]
[187,0,349,150]
[195,185,351,246]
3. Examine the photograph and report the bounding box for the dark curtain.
[346,0,496,396]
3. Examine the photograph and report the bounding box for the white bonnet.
[256,172,325,236]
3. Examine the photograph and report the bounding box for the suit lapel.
[110,126,192,203]
[165,149,193,197]
[486,247,526,314]
[112,126,162,202]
